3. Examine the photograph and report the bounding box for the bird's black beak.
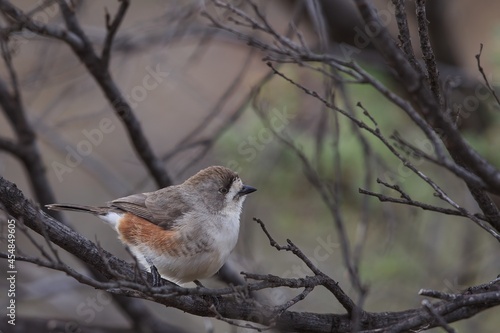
[238,185,257,196]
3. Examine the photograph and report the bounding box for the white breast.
[211,207,241,261]
[134,210,241,284]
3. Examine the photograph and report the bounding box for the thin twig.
[274,287,313,316]
[376,178,412,201]
[101,0,130,67]
[253,218,357,314]
[475,43,500,108]
[419,289,458,302]
[359,187,488,221]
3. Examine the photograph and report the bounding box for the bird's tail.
[45,203,108,215]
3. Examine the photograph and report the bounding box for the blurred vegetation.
[2,1,499,331]
[214,63,499,331]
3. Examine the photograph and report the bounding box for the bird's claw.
[150,265,163,287]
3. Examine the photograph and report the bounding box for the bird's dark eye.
[219,187,229,194]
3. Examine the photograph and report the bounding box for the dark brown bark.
[1,177,499,332]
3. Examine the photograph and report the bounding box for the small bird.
[46,166,256,285]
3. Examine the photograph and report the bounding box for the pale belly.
[130,228,238,284]
[128,246,228,284]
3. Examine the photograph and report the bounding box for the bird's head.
[183,166,256,215]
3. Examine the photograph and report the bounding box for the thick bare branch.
[392,0,422,72]
[1,1,499,331]
[2,177,498,332]
[416,0,442,105]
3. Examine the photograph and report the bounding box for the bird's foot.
[150,265,163,287]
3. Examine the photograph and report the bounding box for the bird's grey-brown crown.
[184,166,238,191]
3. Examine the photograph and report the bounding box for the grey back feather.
[47,188,190,231]
[110,186,190,230]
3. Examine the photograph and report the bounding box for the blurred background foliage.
[1,0,499,332]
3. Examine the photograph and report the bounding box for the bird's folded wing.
[109,187,189,230]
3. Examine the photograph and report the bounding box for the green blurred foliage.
[213,64,499,331]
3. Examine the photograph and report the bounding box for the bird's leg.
[193,279,205,288]
[145,256,164,287]
[149,265,162,287]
